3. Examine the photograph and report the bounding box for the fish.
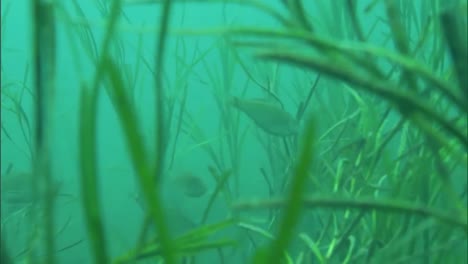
[172,172,208,198]
[229,96,299,136]
[131,190,197,236]
[1,171,73,208]
[1,172,35,206]
[164,206,197,237]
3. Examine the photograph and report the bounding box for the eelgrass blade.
[31,0,57,262]
[0,0,12,41]
[227,26,464,112]
[70,0,99,63]
[201,168,232,224]
[299,233,325,264]
[260,119,316,263]
[168,84,188,170]
[123,0,291,27]
[174,218,236,244]
[238,222,275,240]
[283,0,313,31]
[439,6,468,101]
[79,85,109,264]
[296,74,320,121]
[238,222,293,261]
[1,237,13,264]
[149,0,177,262]
[115,239,236,264]
[345,0,365,41]
[233,196,468,232]
[384,0,410,58]
[153,0,173,186]
[254,49,467,151]
[103,56,174,264]
[1,114,16,142]
[78,1,122,262]
[113,218,237,263]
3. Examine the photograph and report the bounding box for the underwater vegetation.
[1,0,467,264]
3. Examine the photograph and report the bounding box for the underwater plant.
[2,0,466,263]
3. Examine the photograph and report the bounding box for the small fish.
[130,190,197,236]
[1,171,72,207]
[164,206,197,237]
[1,172,34,205]
[172,172,207,198]
[230,96,298,136]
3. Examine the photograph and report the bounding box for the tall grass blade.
[31,0,57,262]
[263,118,316,263]
[79,85,109,263]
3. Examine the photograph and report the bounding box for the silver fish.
[1,171,72,208]
[173,172,207,198]
[1,172,34,205]
[230,96,298,136]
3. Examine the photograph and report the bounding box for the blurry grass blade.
[238,222,274,239]
[296,74,320,121]
[114,218,236,263]
[75,1,123,260]
[124,0,290,26]
[228,27,462,111]
[32,0,58,261]
[265,118,315,263]
[342,236,355,264]
[55,239,84,254]
[70,0,99,62]
[299,233,325,264]
[255,49,467,150]
[346,0,365,41]
[14,100,33,152]
[440,6,468,100]
[102,58,150,197]
[102,56,175,264]
[285,0,313,31]
[4,163,14,175]
[168,84,188,169]
[151,1,176,262]
[1,123,14,143]
[1,237,13,264]
[34,0,57,82]
[116,239,235,263]
[201,168,232,224]
[234,197,468,232]
[384,0,410,56]
[79,85,109,263]
[0,0,12,38]
[153,0,172,187]
[2,92,34,157]
[172,239,236,258]
[175,218,236,244]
